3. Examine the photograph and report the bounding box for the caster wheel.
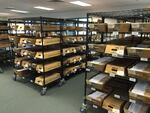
[40,88,47,96]
[13,75,17,81]
[0,68,4,73]
[80,107,86,113]
[58,79,65,87]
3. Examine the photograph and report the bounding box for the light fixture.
[70,1,91,7]
[34,6,54,11]
[0,13,10,16]
[10,10,29,14]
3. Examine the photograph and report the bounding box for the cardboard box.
[21,59,33,69]
[13,48,22,56]
[105,59,135,77]
[102,95,125,113]
[131,23,141,32]
[86,73,112,92]
[88,57,114,72]
[86,91,108,107]
[63,47,76,56]
[108,24,115,32]
[115,23,131,33]
[124,102,149,113]
[64,66,78,76]
[92,23,107,32]
[64,36,85,43]
[14,57,28,66]
[91,34,101,42]
[0,41,11,48]
[14,68,31,77]
[35,50,61,59]
[35,73,61,86]
[105,44,126,57]
[32,25,60,31]
[0,34,8,40]
[63,55,85,65]
[77,45,86,52]
[128,62,150,81]
[0,25,9,30]
[129,80,150,104]
[35,61,61,73]
[127,45,150,58]
[141,23,150,32]
[89,44,106,53]
[132,23,150,33]
[35,38,60,46]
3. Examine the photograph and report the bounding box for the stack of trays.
[129,80,150,104]
[86,91,108,107]
[128,62,150,81]
[124,102,149,113]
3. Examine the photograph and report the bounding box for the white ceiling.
[0,0,150,18]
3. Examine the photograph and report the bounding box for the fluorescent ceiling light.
[11,10,29,13]
[34,6,54,10]
[70,1,91,7]
[0,13,10,16]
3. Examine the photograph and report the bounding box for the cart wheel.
[13,75,17,81]
[58,79,65,87]
[40,87,47,96]
[80,107,86,113]
[80,103,87,113]
[0,68,4,73]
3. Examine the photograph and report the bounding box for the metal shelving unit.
[9,17,64,95]
[62,19,87,78]
[0,20,12,73]
[81,8,150,113]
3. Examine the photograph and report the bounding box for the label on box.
[129,99,136,103]
[93,105,98,109]
[129,77,136,82]
[132,32,139,35]
[116,50,124,56]
[114,94,120,99]
[117,71,124,76]
[112,109,120,113]
[91,87,96,91]
[110,73,115,77]
[141,58,148,61]
[86,68,91,72]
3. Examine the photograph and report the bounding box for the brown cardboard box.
[19,37,35,45]
[21,59,33,69]
[63,47,76,56]
[128,62,150,81]
[64,66,78,76]
[102,95,125,113]
[34,50,61,59]
[86,91,108,107]
[108,24,115,32]
[0,41,11,48]
[35,73,61,86]
[124,102,149,113]
[127,45,150,58]
[35,38,60,46]
[86,73,112,92]
[14,57,28,66]
[129,80,150,104]
[77,45,86,52]
[141,23,150,32]
[14,68,31,77]
[20,49,29,56]
[92,23,107,32]
[65,26,83,31]
[63,55,85,65]
[115,23,131,33]
[31,25,60,31]
[0,25,9,30]
[105,44,126,57]
[105,59,135,77]
[35,61,61,73]
[0,34,8,40]
[88,57,114,72]
[89,44,106,53]
[131,23,141,32]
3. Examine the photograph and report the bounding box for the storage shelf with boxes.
[9,17,64,95]
[80,8,150,113]
[62,19,86,78]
